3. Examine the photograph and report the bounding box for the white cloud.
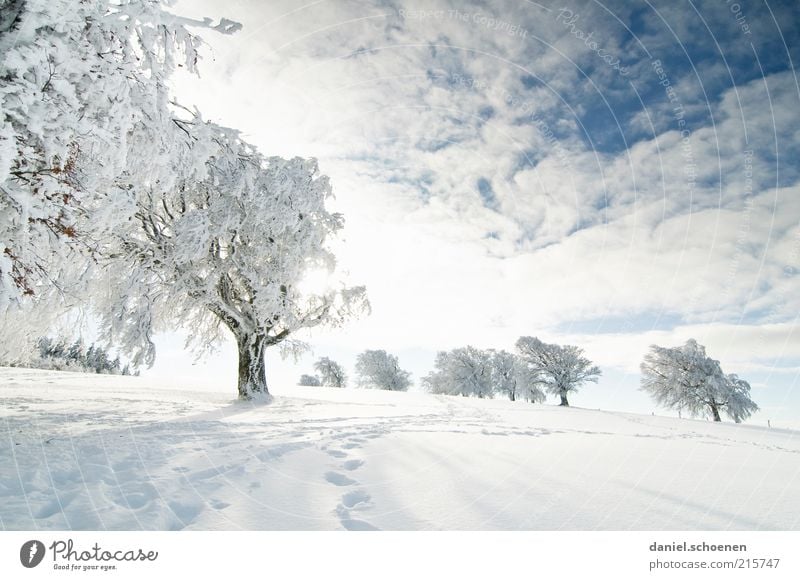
[560,321,800,374]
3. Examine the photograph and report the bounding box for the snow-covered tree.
[0,0,240,348]
[724,374,760,423]
[314,356,347,388]
[519,377,547,403]
[85,345,96,368]
[98,116,367,399]
[2,1,367,399]
[355,350,411,391]
[36,336,53,359]
[93,348,110,373]
[515,337,601,406]
[491,349,544,403]
[298,374,321,386]
[640,339,758,422]
[66,339,84,366]
[490,350,518,400]
[49,338,67,359]
[423,346,494,398]
[421,353,453,395]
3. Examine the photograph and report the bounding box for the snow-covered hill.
[1,367,797,530]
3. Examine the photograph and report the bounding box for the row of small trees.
[2,337,138,376]
[299,351,411,391]
[426,347,541,402]
[299,357,349,388]
[299,338,759,423]
[424,337,600,405]
[299,338,599,406]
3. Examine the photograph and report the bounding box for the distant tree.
[85,344,101,372]
[640,339,758,422]
[519,376,547,404]
[421,352,454,395]
[491,350,518,401]
[491,350,544,403]
[85,345,96,368]
[298,374,322,386]
[66,340,85,366]
[94,349,110,373]
[423,346,494,398]
[49,339,67,360]
[314,357,347,388]
[37,337,53,359]
[355,350,411,391]
[515,337,601,406]
[724,375,759,424]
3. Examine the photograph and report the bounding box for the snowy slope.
[1,367,798,531]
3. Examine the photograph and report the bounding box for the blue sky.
[155,0,800,426]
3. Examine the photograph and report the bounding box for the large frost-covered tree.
[1,1,366,398]
[355,350,411,391]
[314,356,347,388]
[99,115,366,399]
[0,0,240,310]
[515,337,600,406]
[640,339,758,422]
[423,346,494,398]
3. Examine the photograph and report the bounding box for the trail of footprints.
[316,409,503,531]
[323,437,379,531]
[316,409,509,531]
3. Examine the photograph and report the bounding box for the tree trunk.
[509,391,516,402]
[236,331,268,399]
[559,391,569,406]
[709,403,721,422]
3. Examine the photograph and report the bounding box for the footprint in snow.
[341,489,371,509]
[335,502,379,531]
[342,459,364,471]
[324,471,356,486]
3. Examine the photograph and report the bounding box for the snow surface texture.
[1,368,798,531]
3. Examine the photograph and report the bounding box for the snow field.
[1,368,798,531]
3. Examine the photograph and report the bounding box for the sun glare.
[298,268,334,296]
